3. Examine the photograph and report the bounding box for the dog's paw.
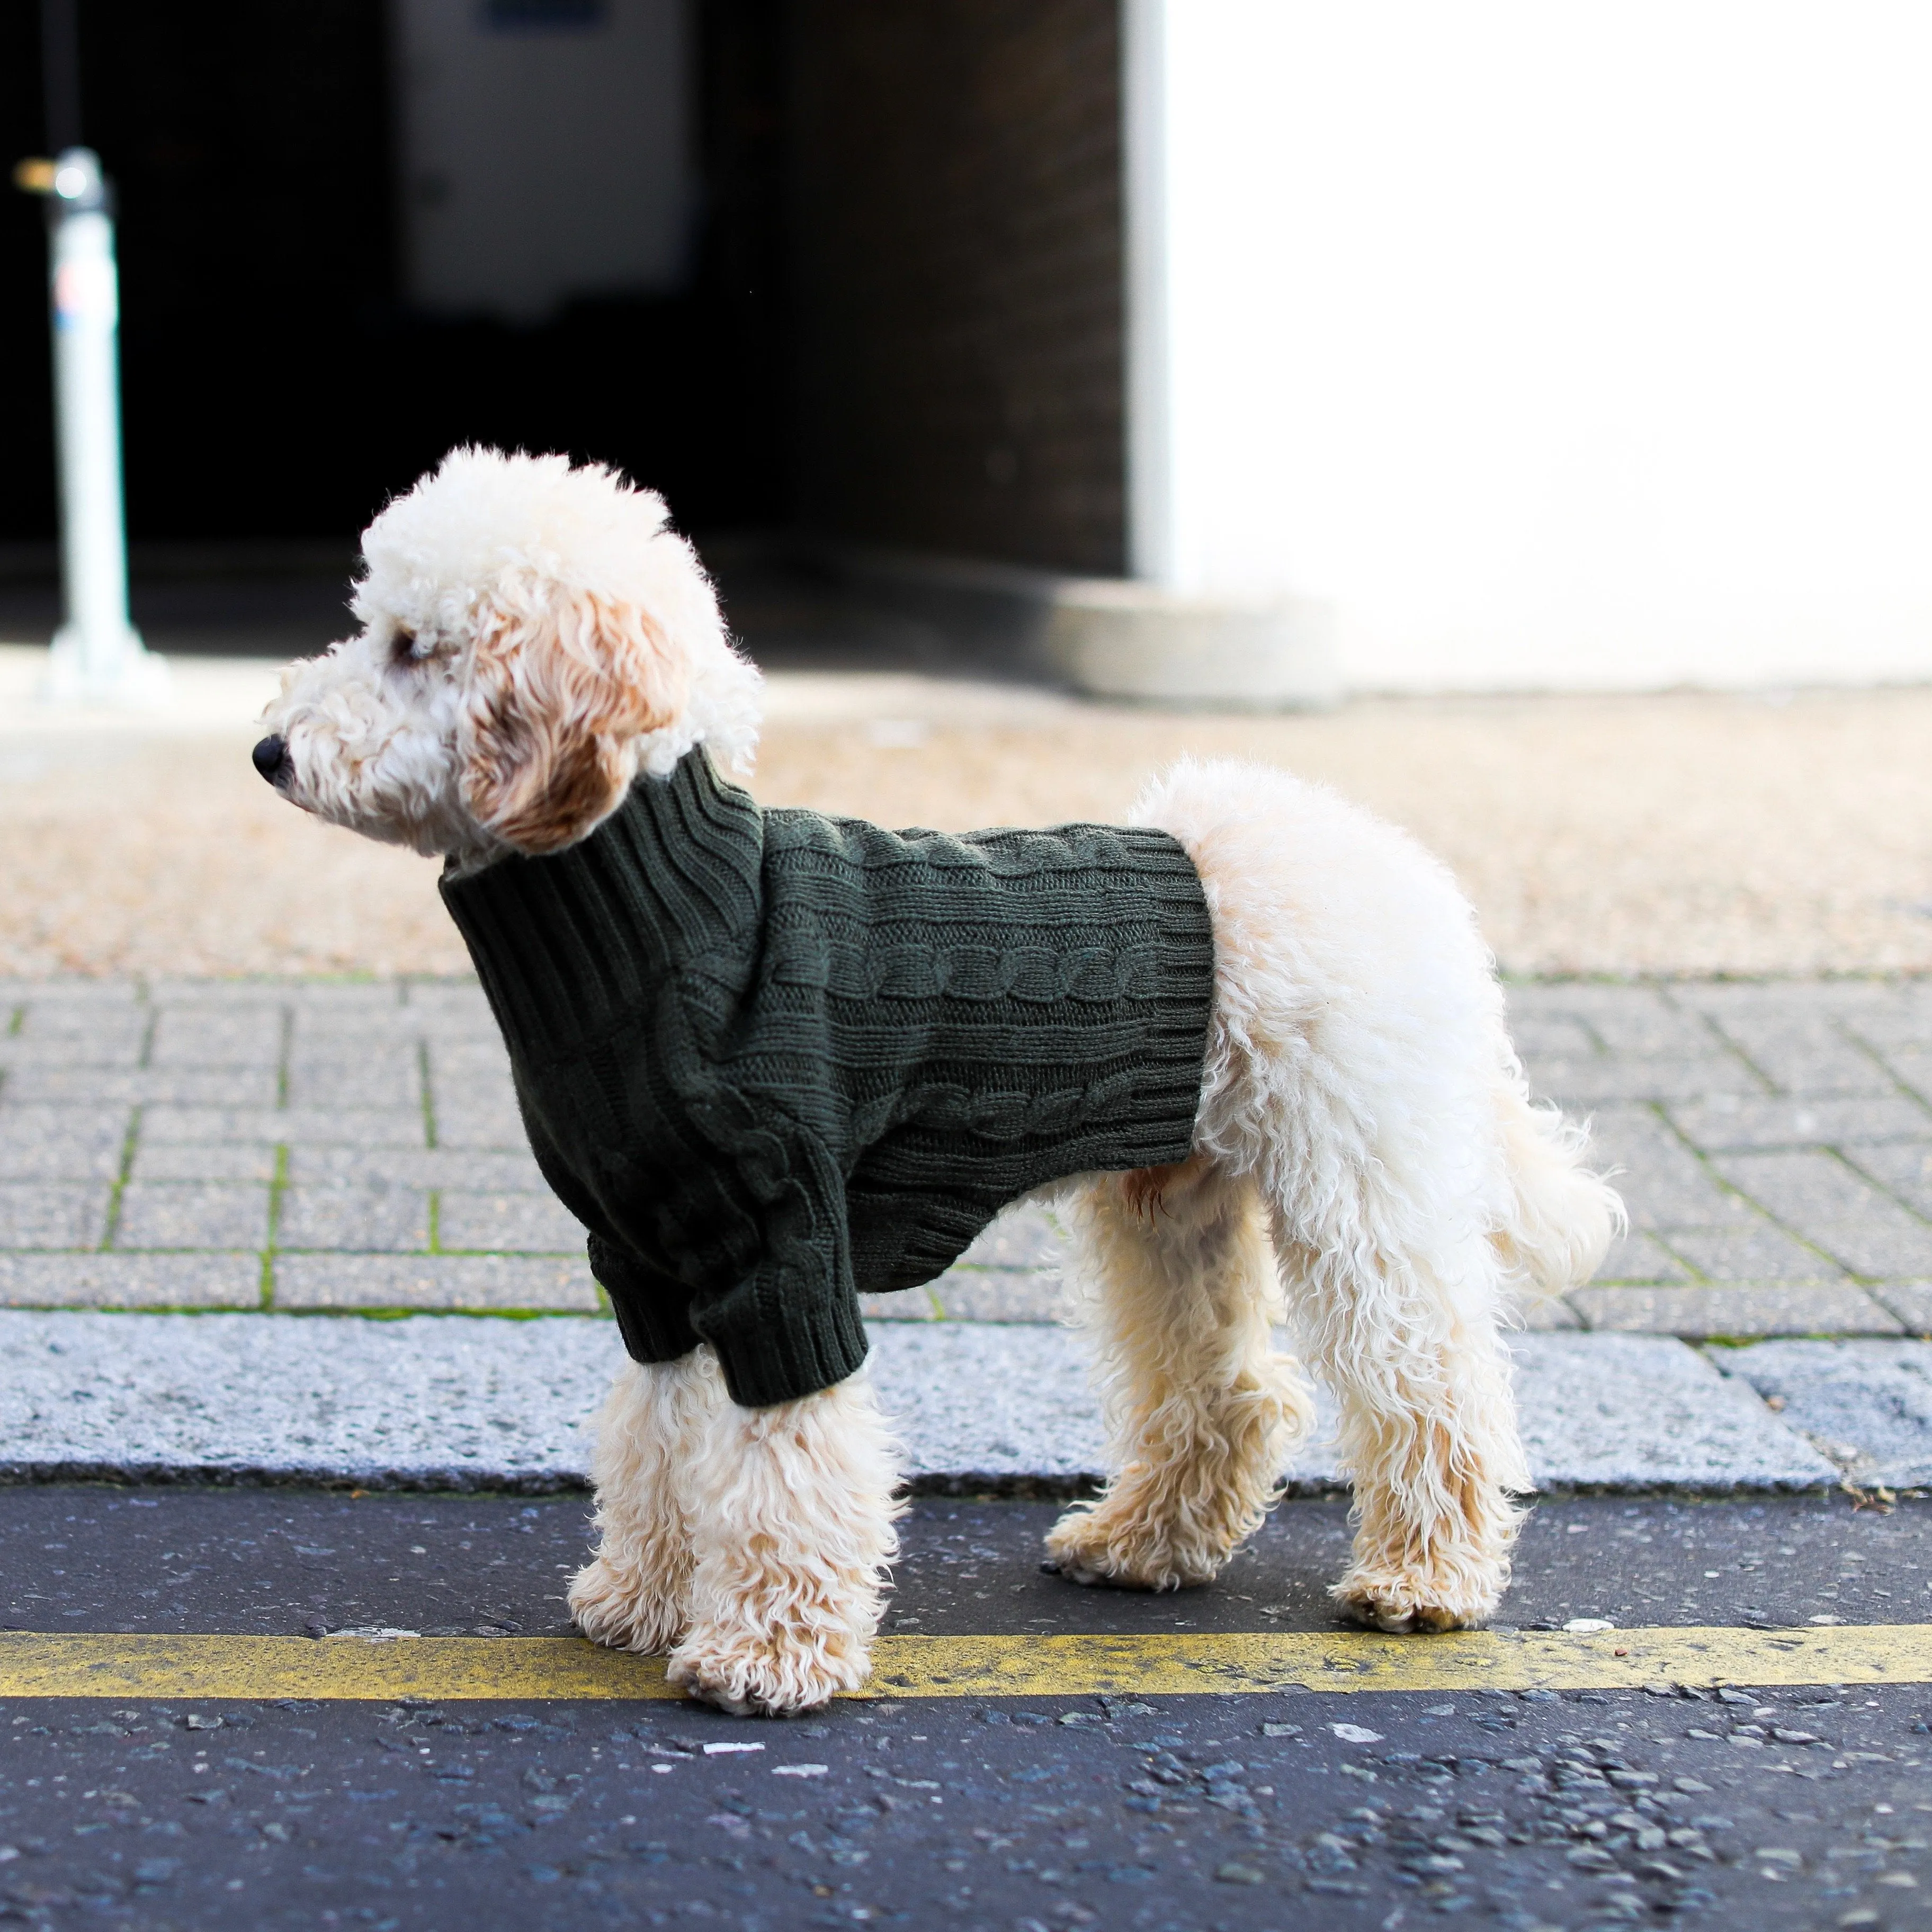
[1042,1507,1222,1594]
[665,1625,870,1718]
[1330,1569,1500,1634]
[568,1555,687,1655]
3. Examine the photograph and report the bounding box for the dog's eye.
[391,627,418,664]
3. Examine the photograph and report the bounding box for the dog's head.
[255,448,761,866]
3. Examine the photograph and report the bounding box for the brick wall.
[789,0,1125,575]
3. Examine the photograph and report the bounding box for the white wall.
[1128,1,1932,690]
[393,0,693,325]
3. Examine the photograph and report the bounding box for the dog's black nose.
[252,735,288,785]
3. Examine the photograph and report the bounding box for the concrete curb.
[0,1312,1859,1495]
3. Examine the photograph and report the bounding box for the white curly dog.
[255,447,1622,1718]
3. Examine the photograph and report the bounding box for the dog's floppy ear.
[459,584,688,854]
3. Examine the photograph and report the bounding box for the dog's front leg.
[570,1354,720,1653]
[667,1368,902,1718]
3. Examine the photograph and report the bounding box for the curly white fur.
[260,446,761,869]
[256,446,1623,1705]
[567,1353,721,1655]
[1103,759,1625,1630]
[1046,1159,1316,1593]
[666,1355,904,1718]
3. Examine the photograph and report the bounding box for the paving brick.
[1,1067,279,1107]
[145,980,296,1008]
[142,1107,426,1148]
[1875,1284,1932,1335]
[273,982,408,1014]
[1804,1222,1932,1281]
[1662,1224,1846,1283]
[1669,980,1911,1016]
[288,1011,423,1053]
[0,1183,112,1248]
[273,1253,598,1312]
[402,981,495,1025]
[1845,1142,1932,1220]
[1571,1284,1904,1338]
[1841,1007,1932,1057]
[1578,1106,1738,1229]
[276,1186,431,1253]
[1501,981,1675,1021]
[437,1192,584,1254]
[283,1056,423,1112]
[957,1205,1065,1270]
[0,1107,130,1181]
[430,1037,513,1080]
[284,1147,548,1192]
[148,1007,285,1068]
[1567,1002,1724,1061]
[435,1102,529,1152]
[1714,1149,1894,1224]
[0,1252,260,1308]
[113,1183,270,1251]
[1504,1014,1599,1058]
[1700,1015,1897,1098]
[1714,1150,1932,1276]
[1515,1294,1583,1332]
[1505,984,1723,1057]
[1525,1056,1756,1107]
[432,1075,520,1124]
[929,1269,1066,1321]
[1593,1230,1695,1283]
[129,1142,280,1184]
[860,1287,941,1321]
[407,1021,504,1052]
[13,995,144,1043]
[1869,1041,1932,1106]
[1667,1093,1932,1152]
[8,1016,147,1062]
[7,980,141,1010]
[0,1032,143,1069]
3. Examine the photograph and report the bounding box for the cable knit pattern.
[440,748,1215,1406]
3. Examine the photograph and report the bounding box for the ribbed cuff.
[694,1277,871,1410]
[588,1235,701,1366]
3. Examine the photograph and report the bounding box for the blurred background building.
[5,1,1932,693]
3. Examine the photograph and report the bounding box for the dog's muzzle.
[252,735,289,786]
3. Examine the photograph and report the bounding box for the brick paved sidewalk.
[1,977,1928,1339]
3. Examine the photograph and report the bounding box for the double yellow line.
[2,1624,1928,1701]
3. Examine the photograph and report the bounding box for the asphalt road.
[0,1488,1927,1930]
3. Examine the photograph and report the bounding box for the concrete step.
[4,1311,1901,1493]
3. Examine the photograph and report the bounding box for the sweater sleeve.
[509,1077,704,1367]
[682,1119,871,1408]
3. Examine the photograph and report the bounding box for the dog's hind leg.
[667,1367,903,1717]
[569,1352,719,1654]
[1275,1219,1528,1634]
[1044,1158,1314,1591]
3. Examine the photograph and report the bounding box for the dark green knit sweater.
[440,747,1215,1407]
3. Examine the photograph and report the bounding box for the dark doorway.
[1,0,1122,663]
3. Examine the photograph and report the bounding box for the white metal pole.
[19,147,165,706]
[1122,0,1176,591]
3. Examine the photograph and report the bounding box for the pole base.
[1045,583,1341,711]
[43,625,171,708]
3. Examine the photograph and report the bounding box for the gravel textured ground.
[5,649,1932,976]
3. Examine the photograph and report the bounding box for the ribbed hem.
[695,1285,871,1410]
[589,1236,700,1365]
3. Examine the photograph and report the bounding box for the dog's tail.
[1490,1082,1625,1301]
